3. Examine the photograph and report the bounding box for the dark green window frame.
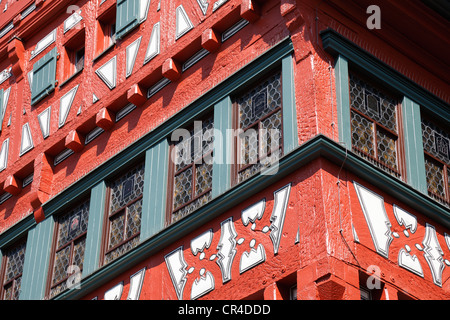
[321,28,450,202]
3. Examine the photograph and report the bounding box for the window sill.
[93,42,115,63]
[59,67,83,88]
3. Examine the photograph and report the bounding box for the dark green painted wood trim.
[20,216,54,299]
[0,214,35,250]
[320,29,450,123]
[402,96,427,194]
[54,134,450,300]
[212,96,232,198]
[281,54,299,154]
[140,139,169,240]
[42,37,294,219]
[83,182,106,277]
[334,55,352,149]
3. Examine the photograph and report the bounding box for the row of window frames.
[0,70,285,299]
[348,71,450,207]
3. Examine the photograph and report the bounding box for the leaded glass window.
[235,71,283,183]
[421,116,450,207]
[170,115,214,224]
[105,162,144,264]
[1,239,26,300]
[349,72,402,178]
[49,198,89,298]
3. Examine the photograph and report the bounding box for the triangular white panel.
[95,56,117,89]
[38,106,51,139]
[20,123,34,156]
[59,85,79,128]
[213,0,228,11]
[0,138,9,171]
[93,93,99,104]
[2,87,10,116]
[196,0,209,15]
[139,0,151,22]
[1,87,11,129]
[126,37,142,78]
[144,22,160,64]
[176,5,193,39]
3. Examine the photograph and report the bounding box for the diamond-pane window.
[235,71,283,183]
[104,162,144,264]
[169,114,214,225]
[349,72,402,178]
[1,239,27,300]
[49,198,89,298]
[421,116,450,207]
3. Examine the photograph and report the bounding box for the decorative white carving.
[216,217,237,283]
[398,248,424,277]
[269,184,291,254]
[354,182,393,258]
[127,268,146,300]
[422,224,445,287]
[104,282,124,300]
[191,271,215,300]
[176,5,193,39]
[126,37,141,78]
[191,230,213,256]
[393,205,417,234]
[239,244,266,273]
[95,56,117,89]
[241,199,265,226]
[165,246,188,300]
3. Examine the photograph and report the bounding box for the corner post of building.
[334,55,351,149]
[140,139,169,241]
[401,96,427,194]
[83,181,107,277]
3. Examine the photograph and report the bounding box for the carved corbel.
[7,37,25,82]
[280,0,304,34]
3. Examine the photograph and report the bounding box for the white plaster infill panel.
[126,37,142,78]
[95,56,117,90]
[176,5,193,40]
[59,85,79,128]
[144,22,160,64]
[354,182,393,258]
